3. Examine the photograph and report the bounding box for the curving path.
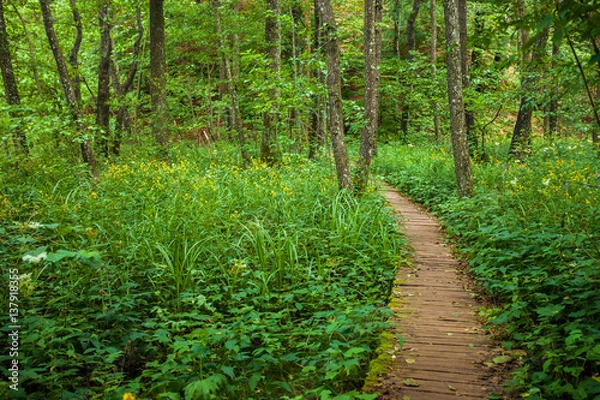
[370,185,505,399]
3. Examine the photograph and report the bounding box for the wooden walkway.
[369,185,503,399]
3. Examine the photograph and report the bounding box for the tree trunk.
[69,0,83,102]
[149,0,169,159]
[40,0,97,176]
[443,0,473,197]
[212,0,249,166]
[357,0,383,189]
[97,1,112,157]
[317,0,353,191]
[10,3,42,94]
[109,7,143,156]
[509,28,549,159]
[545,41,560,137]
[0,0,28,155]
[261,0,281,164]
[288,0,305,144]
[430,0,440,139]
[400,0,421,136]
[308,0,326,160]
[458,0,476,151]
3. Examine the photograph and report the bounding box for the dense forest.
[1,0,599,399]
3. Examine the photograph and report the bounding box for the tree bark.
[400,0,421,136]
[149,0,170,159]
[97,1,112,157]
[308,0,326,160]
[10,3,42,94]
[40,0,97,176]
[443,0,473,197]
[261,0,281,164]
[317,0,353,190]
[509,28,549,159]
[564,35,600,147]
[391,0,401,58]
[357,0,383,189]
[69,0,83,102]
[109,7,143,156]
[288,0,305,142]
[544,41,560,137]
[458,0,476,151]
[430,0,440,139]
[212,0,249,166]
[0,0,28,155]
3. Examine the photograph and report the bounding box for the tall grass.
[0,145,405,399]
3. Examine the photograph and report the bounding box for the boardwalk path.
[369,185,503,399]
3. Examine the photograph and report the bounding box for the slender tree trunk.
[308,0,326,160]
[545,41,560,137]
[109,7,143,156]
[317,0,353,190]
[400,0,421,136]
[230,2,248,164]
[0,0,28,155]
[458,0,475,152]
[357,0,383,189]
[149,0,169,159]
[10,3,42,94]
[261,0,281,164]
[392,0,401,58]
[430,0,440,139]
[69,0,83,102]
[443,0,473,197]
[40,0,97,176]
[509,28,549,159]
[289,1,305,145]
[97,1,112,157]
[564,35,600,147]
[212,0,249,166]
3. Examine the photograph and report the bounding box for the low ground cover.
[374,140,600,399]
[0,144,405,399]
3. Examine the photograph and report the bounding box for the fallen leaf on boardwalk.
[405,358,416,364]
[402,396,412,400]
[468,343,474,348]
[403,378,420,387]
[493,355,512,364]
[447,333,454,336]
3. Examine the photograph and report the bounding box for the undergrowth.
[373,140,600,400]
[0,144,405,399]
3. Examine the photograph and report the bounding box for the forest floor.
[367,184,511,400]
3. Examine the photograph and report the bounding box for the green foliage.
[0,143,405,398]
[374,140,600,399]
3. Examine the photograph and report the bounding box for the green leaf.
[493,355,512,364]
[403,378,420,387]
[536,304,565,318]
[46,250,78,262]
[184,374,225,400]
[220,365,234,379]
[343,347,366,357]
